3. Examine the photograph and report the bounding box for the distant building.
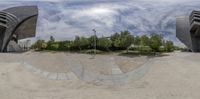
[0,6,38,52]
[18,40,31,51]
[176,11,200,52]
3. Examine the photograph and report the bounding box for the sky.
[0,0,200,46]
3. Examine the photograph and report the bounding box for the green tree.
[47,36,55,50]
[110,33,120,50]
[97,37,112,51]
[49,42,59,50]
[110,33,120,42]
[111,31,134,50]
[50,35,55,42]
[150,34,162,52]
[88,35,98,49]
[164,41,174,52]
[71,36,81,50]
[120,31,134,49]
[72,36,90,50]
[33,40,47,50]
[140,35,150,46]
[134,36,141,45]
[80,37,90,50]
[58,41,71,51]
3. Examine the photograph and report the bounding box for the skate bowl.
[0,51,154,85]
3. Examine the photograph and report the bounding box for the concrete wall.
[176,16,192,49]
[0,6,38,52]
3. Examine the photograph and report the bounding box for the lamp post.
[92,29,97,58]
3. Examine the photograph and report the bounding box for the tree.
[47,36,55,50]
[110,33,120,42]
[48,42,59,50]
[97,37,112,51]
[33,40,47,50]
[88,35,98,49]
[120,31,134,50]
[134,36,141,45]
[79,37,90,50]
[50,35,55,42]
[150,34,162,52]
[58,41,71,51]
[72,36,81,50]
[140,35,150,46]
[110,33,120,50]
[72,36,89,50]
[111,31,134,50]
[164,41,174,52]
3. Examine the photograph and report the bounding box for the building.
[176,11,200,52]
[0,6,38,52]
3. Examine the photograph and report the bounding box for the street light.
[92,29,97,58]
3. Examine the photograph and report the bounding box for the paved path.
[110,57,123,74]
[0,52,200,99]
[20,52,151,85]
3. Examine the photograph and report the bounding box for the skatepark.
[1,3,200,99]
[0,51,200,99]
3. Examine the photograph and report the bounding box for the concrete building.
[0,6,38,52]
[176,11,200,52]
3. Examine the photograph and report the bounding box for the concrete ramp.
[7,41,22,52]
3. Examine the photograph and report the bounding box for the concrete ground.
[0,51,200,99]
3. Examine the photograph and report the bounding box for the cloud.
[0,0,200,46]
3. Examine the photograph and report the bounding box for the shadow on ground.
[118,51,170,58]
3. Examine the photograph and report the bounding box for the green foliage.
[159,46,165,52]
[57,41,69,51]
[164,41,174,52]
[97,37,112,51]
[139,46,152,53]
[49,42,59,50]
[47,36,55,50]
[111,31,134,50]
[32,40,47,50]
[79,37,90,50]
[149,34,163,52]
[110,33,120,42]
[134,36,140,45]
[88,35,98,49]
[31,31,175,54]
[71,36,81,50]
[129,45,152,53]
[50,36,55,42]
[140,35,150,46]
[70,36,90,51]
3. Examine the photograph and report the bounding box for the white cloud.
[0,0,200,46]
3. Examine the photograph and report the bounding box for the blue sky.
[0,0,200,46]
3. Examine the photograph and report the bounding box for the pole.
[92,29,97,58]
